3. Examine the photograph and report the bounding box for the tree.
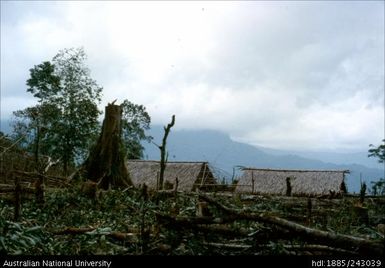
[370,178,385,196]
[12,103,60,171]
[12,61,61,169]
[26,61,61,100]
[368,139,385,163]
[121,100,152,159]
[12,48,102,175]
[367,139,385,196]
[158,115,175,190]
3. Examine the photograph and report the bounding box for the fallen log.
[202,242,357,256]
[203,242,251,250]
[252,244,358,256]
[52,227,137,242]
[53,227,94,234]
[278,244,358,255]
[187,225,251,237]
[12,170,69,187]
[0,185,39,194]
[199,194,384,256]
[156,213,229,225]
[156,213,295,243]
[156,213,249,235]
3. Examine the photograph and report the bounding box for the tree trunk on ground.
[84,103,132,190]
[198,194,384,256]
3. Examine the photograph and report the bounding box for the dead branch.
[0,186,35,194]
[52,227,95,234]
[51,227,137,242]
[12,170,69,187]
[203,242,251,250]
[42,156,61,174]
[201,241,357,255]
[156,213,225,225]
[158,115,175,190]
[189,225,251,237]
[279,244,358,255]
[198,194,384,256]
[0,136,24,156]
[0,185,16,193]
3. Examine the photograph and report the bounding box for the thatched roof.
[126,160,217,191]
[235,168,349,196]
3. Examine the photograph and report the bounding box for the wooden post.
[35,175,45,205]
[196,200,212,217]
[174,177,179,201]
[156,171,160,191]
[251,171,255,194]
[14,176,21,221]
[359,181,366,205]
[307,197,312,225]
[174,177,179,193]
[140,183,149,254]
[286,177,292,197]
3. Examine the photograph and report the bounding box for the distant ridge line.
[241,167,350,173]
[128,159,209,164]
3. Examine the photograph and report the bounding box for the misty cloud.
[1,1,383,152]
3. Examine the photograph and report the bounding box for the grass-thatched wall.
[235,168,349,196]
[126,160,217,191]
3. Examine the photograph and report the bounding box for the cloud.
[1,1,383,152]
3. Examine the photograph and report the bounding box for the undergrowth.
[0,186,384,255]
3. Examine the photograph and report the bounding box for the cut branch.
[198,194,384,256]
[52,227,137,242]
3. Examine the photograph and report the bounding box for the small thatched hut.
[126,160,217,191]
[235,168,349,196]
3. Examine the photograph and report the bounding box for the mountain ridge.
[142,126,384,193]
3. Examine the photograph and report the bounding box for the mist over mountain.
[2,119,383,193]
[257,146,382,170]
[143,126,384,193]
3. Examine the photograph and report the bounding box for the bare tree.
[157,115,175,190]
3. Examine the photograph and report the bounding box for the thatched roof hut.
[235,168,349,196]
[126,160,217,191]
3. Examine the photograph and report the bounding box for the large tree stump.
[84,103,132,190]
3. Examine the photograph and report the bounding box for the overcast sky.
[1,1,384,152]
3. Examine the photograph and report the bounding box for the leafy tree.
[367,139,385,196]
[368,139,385,163]
[12,103,60,167]
[26,61,61,100]
[370,178,385,196]
[121,100,152,159]
[12,48,102,175]
[12,61,61,168]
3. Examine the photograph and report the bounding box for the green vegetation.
[11,47,152,176]
[2,47,384,256]
[368,140,385,196]
[1,186,383,255]
[121,100,152,160]
[368,139,385,163]
[13,48,102,175]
